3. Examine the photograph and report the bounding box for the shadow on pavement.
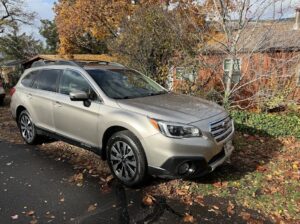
[78,180,272,224]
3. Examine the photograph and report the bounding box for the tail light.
[10,87,16,96]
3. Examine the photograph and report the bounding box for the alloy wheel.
[20,114,34,142]
[110,141,137,181]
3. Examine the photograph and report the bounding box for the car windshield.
[87,69,167,99]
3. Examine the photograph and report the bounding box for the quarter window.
[21,71,39,87]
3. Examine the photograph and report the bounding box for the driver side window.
[59,70,98,101]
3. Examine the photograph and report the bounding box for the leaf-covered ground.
[1,100,299,223]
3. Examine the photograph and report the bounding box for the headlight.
[149,118,202,138]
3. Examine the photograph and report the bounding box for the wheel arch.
[101,125,146,161]
[16,105,27,123]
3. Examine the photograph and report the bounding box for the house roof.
[0,60,22,67]
[207,18,300,54]
[22,54,117,69]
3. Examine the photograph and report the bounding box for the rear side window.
[21,71,39,87]
[33,69,61,92]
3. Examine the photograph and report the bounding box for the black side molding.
[36,127,102,156]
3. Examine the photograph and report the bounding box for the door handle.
[55,101,62,107]
[26,93,32,99]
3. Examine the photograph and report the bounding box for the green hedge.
[230,110,300,138]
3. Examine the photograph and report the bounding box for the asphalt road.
[0,140,192,224]
[0,139,272,224]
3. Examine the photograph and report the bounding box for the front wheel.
[18,110,40,144]
[106,130,147,187]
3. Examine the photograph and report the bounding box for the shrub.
[231,110,300,138]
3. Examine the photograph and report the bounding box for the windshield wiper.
[147,91,168,96]
[114,96,132,99]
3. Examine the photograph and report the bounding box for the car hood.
[116,93,226,123]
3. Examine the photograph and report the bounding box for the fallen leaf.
[266,174,272,180]
[292,162,299,170]
[69,173,83,184]
[105,175,114,183]
[183,197,193,206]
[11,214,18,220]
[26,210,35,216]
[45,212,55,219]
[213,181,228,188]
[30,219,38,224]
[183,185,190,190]
[183,213,194,223]
[227,201,235,216]
[87,204,97,212]
[176,189,188,196]
[264,186,278,194]
[142,195,155,206]
[213,182,222,188]
[256,165,267,172]
[240,211,251,221]
[212,205,219,210]
[194,195,204,205]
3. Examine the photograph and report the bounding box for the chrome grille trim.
[209,116,233,142]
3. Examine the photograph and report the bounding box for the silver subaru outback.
[10,61,234,186]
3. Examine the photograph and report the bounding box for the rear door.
[29,69,61,131]
[53,69,101,147]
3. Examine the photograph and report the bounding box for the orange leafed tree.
[55,0,134,54]
[54,0,206,55]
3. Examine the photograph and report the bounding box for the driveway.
[0,141,192,224]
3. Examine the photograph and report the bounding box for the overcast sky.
[23,0,299,41]
[22,0,56,40]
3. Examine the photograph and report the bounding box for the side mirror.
[69,91,89,101]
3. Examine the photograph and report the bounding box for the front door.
[53,69,101,147]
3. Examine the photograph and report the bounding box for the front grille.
[209,116,233,142]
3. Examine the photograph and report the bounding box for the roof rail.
[31,60,81,68]
[30,59,125,68]
[78,60,125,67]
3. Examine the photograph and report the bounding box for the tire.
[18,110,40,145]
[106,130,147,187]
[0,98,3,106]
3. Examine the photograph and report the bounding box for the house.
[172,8,300,105]
[0,60,23,88]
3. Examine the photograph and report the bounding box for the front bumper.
[148,139,234,178]
[143,129,234,178]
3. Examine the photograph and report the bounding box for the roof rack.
[30,59,125,68]
[78,61,125,67]
[31,60,81,68]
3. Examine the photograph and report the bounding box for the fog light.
[178,162,190,175]
[188,167,195,174]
